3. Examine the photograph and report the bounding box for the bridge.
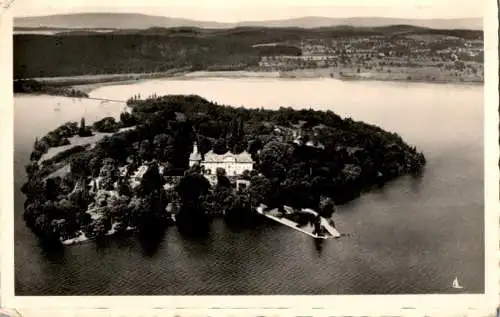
[88,97,128,103]
[58,95,128,103]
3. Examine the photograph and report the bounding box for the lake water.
[14,78,484,295]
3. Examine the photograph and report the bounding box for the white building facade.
[189,143,254,177]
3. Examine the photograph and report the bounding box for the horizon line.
[13,12,483,21]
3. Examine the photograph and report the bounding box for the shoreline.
[181,69,483,86]
[28,67,192,94]
[25,67,483,95]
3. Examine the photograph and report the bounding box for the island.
[21,94,426,245]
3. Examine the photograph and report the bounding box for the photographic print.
[1,0,498,314]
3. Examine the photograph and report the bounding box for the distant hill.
[14,13,483,31]
[14,13,228,30]
[237,16,483,30]
[99,25,481,40]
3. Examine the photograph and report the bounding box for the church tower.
[189,142,202,167]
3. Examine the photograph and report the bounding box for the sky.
[10,0,484,20]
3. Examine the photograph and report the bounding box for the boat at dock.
[256,204,341,239]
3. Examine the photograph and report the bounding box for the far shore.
[28,67,483,94]
[181,69,484,86]
[30,67,192,94]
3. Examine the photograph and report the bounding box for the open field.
[39,126,136,163]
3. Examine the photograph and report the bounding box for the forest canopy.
[13,26,482,78]
[22,94,426,244]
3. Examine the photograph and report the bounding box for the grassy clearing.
[39,126,136,163]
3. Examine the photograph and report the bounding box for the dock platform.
[256,205,341,239]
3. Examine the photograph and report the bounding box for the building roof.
[305,140,325,149]
[189,142,254,164]
[293,136,325,149]
[203,150,254,164]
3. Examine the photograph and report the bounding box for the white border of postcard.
[1,0,499,315]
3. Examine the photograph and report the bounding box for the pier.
[90,97,128,103]
[62,96,128,103]
[256,205,341,239]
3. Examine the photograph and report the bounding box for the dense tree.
[106,194,131,231]
[43,178,60,201]
[33,214,55,239]
[139,139,153,162]
[176,169,211,203]
[117,179,133,197]
[241,170,251,180]
[23,94,426,244]
[212,186,234,213]
[248,175,272,208]
[96,135,129,162]
[138,162,165,196]
[98,158,120,190]
[78,117,93,137]
[227,117,245,153]
[92,215,112,238]
[68,184,90,211]
[119,112,138,127]
[229,189,251,213]
[216,168,231,188]
[70,153,92,178]
[25,161,40,178]
[153,134,176,162]
[258,141,294,180]
[143,189,170,228]
[212,138,228,154]
[92,117,120,133]
[318,197,336,218]
[89,156,104,178]
[247,138,263,157]
[197,135,213,155]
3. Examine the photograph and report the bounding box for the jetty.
[76,96,128,103]
[256,204,341,239]
[47,94,128,103]
[91,97,128,103]
[320,217,340,237]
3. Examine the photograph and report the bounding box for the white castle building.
[189,143,254,177]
